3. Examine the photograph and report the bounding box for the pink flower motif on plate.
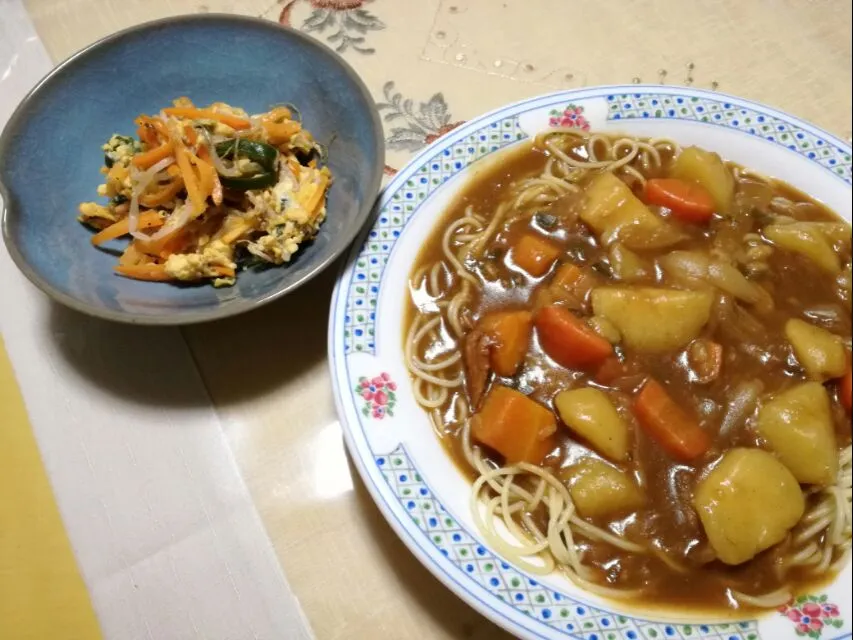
[355,373,398,419]
[779,595,845,638]
[547,103,591,131]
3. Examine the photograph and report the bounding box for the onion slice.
[202,133,242,178]
[128,157,176,241]
[134,200,193,243]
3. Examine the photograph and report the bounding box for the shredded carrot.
[140,179,184,208]
[266,106,293,121]
[211,265,236,278]
[192,155,217,207]
[162,107,251,130]
[134,227,186,258]
[157,233,191,259]
[135,116,162,147]
[183,124,199,147]
[219,220,251,245]
[302,174,329,214]
[197,145,223,205]
[114,263,174,282]
[91,211,164,246]
[135,115,170,141]
[174,144,205,215]
[287,157,302,178]
[132,142,174,169]
[263,120,302,144]
[118,244,151,267]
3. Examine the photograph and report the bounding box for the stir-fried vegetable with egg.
[78,98,332,287]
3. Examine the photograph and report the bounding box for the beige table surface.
[20,1,853,637]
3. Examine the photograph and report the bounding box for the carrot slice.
[535,306,613,370]
[594,356,634,386]
[645,178,715,223]
[633,378,711,461]
[91,211,164,246]
[162,107,251,130]
[552,263,583,289]
[132,141,174,169]
[471,385,557,465]
[841,367,852,413]
[114,263,174,282]
[512,233,560,277]
[480,310,534,377]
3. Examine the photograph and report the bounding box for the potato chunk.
[555,388,630,461]
[565,458,645,519]
[693,448,804,565]
[671,146,734,213]
[756,383,838,485]
[764,223,841,274]
[591,287,713,352]
[609,244,650,282]
[580,173,671,249]
[785,318,847,381]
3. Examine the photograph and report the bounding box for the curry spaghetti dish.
[78,99,332,287]
[405,129,852,611]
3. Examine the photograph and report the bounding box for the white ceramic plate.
[329,85,852,640]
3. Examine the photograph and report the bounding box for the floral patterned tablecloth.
[3,1,852,638]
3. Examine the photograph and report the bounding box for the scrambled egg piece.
[241,166,329,265]
[254,223,304,264]
[164,240,237,287]
[102,135,139,166]
[78,201,118,227]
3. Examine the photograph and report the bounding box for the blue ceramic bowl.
[0,14,383,324]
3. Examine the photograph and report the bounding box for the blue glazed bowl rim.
[0,13,385,325]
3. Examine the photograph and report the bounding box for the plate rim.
[329,84,852,640]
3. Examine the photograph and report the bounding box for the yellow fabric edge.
[0,336,102,640]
